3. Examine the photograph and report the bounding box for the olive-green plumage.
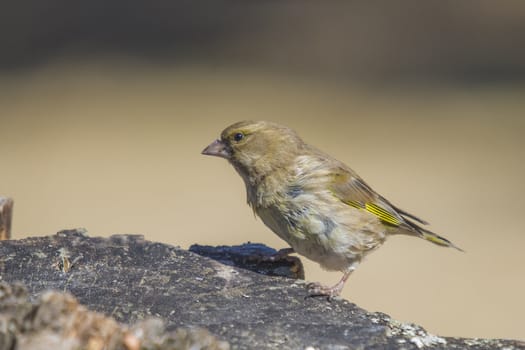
[202,120,461,297]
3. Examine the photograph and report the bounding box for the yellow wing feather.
[364,203,403,226]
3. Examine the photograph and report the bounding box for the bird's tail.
[420,229,464,252]
[393,205,464,252]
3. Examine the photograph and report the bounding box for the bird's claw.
[305,282,343,300]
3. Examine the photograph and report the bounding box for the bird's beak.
[202,139,231,159]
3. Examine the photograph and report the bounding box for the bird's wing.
[329,166,427,229]
[322,160,461,250]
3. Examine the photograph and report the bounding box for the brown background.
[1,1,524,340]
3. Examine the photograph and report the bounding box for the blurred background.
[1,0,524,340]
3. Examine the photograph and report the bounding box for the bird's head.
[202,120,303,183]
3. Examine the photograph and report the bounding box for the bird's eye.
[233,132,244,142]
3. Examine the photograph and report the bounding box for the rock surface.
[0,230,523,350]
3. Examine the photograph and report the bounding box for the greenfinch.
[202,121,461,298]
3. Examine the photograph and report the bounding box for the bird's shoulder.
[290,145,372,199]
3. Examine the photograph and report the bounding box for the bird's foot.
[305,269,353,300]
[306,281,344,300]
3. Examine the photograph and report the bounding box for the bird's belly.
[256,204,382,271]
[291,236,356,272]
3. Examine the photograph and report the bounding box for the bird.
[202,120,462,298]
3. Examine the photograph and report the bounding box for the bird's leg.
[306,269,354,299]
